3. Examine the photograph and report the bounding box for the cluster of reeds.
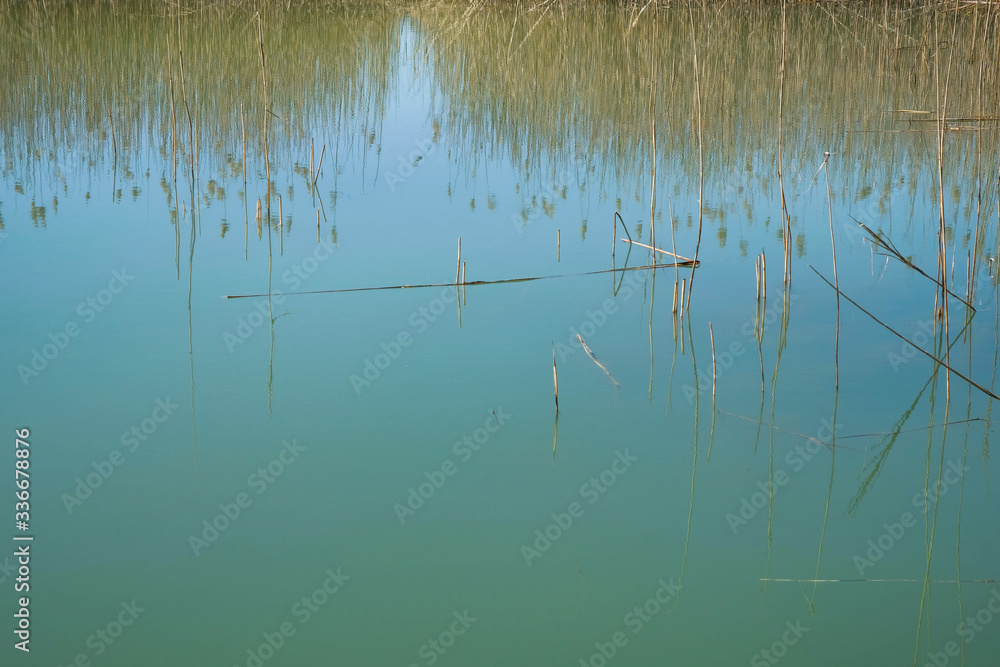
[0,2,399,187]
[412,1,999,264]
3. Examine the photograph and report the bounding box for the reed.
[709,322,716,404]
[811,266,1000,402]
[3,3,996,272]
[313,144,326,188]
[225,262,687,299]
[107,110,117,161]
[552,344,559,414]
[683,0,704,309]
[619,238,695,265]
[823,153,839,388]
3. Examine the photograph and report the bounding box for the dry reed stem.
[810,266,999,401]
[313,144,326,187]
[619,238,697,265]
[226,262,687,299]
[107,109,117,160]
[552,344,559,413]
[684,0,705,310]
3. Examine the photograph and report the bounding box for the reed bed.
[0,2,399,186]
[0,1,997,279]
[413,1,999,268]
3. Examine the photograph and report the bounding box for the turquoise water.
[2,3,999,666]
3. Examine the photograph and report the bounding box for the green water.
[2,2,999,666]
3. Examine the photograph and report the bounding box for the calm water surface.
[1,3,999,666]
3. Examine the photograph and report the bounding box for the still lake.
[2,2,999,665]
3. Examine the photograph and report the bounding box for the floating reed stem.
[456,238,462,284]
[316,209,320,243]
[557,229,561,261]
[310,138,315,185]
[672,280,679,313]
[226,262,691,299]
[577,334,619,386]
[619,238,697,265]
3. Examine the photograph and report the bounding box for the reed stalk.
[552,344,559,413]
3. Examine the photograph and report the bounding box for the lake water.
[2,2,999,666]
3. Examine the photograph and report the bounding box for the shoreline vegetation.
[0,1,997,276]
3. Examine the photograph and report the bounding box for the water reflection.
[2,2,999,666]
